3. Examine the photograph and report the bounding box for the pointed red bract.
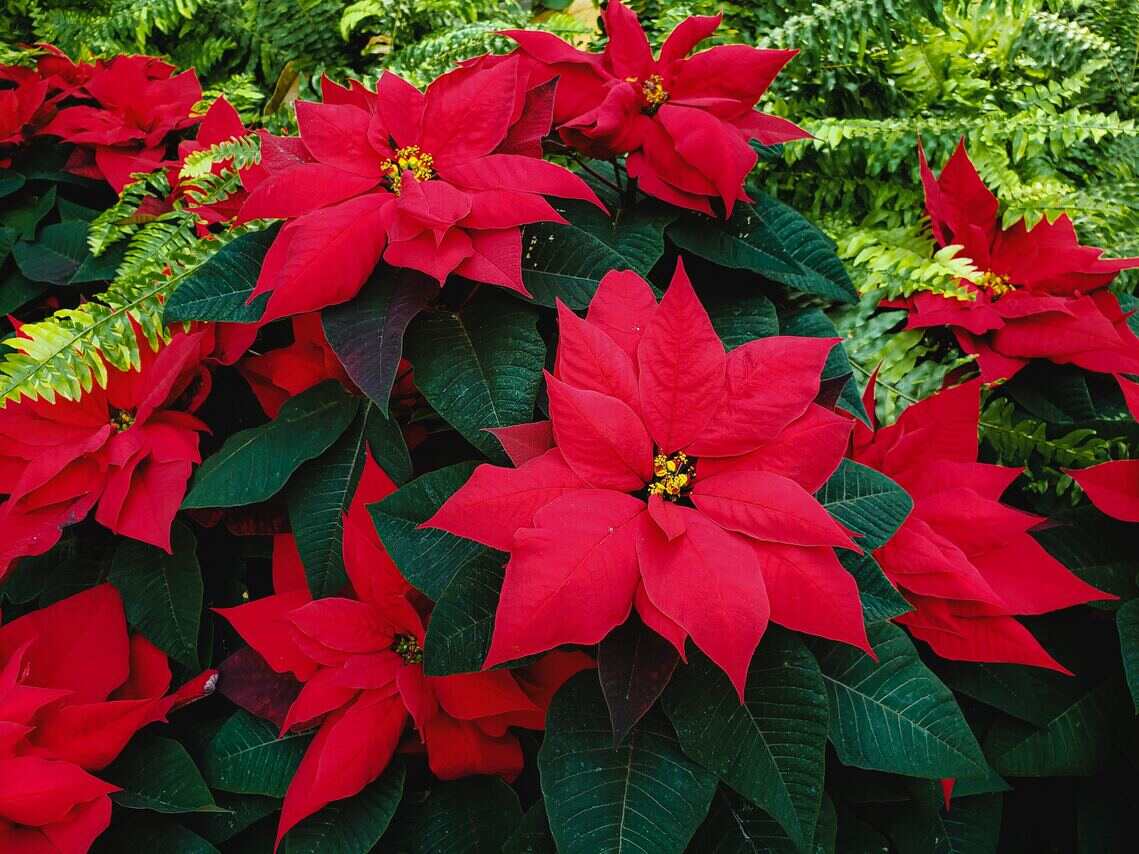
[852,380,1112,669]
[429,263,866,695]
[895,140,1139,380]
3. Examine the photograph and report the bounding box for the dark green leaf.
[287,405,383,598]
[0,172,25,198]
[813,622,991,779]
[163,228,275,322]
[0,269,47,315]
[1117,599,1139,713]
[284,764,405,854]
[750,194,857,303]
[322,266,435,416]
[109,522,202,669]
[817,459,913,551]
[521,199,671,308]
[369,462,488,599]
[687,787,838,854]
[1033,517,1136,601]
[69,240,125,283]
[183,382,359,509]
[668,206,800,284]
[185,793,278,844]
[364,403,412,485]
[1,185,55,239]
[382,777,521,853]
[0,225,18,266]
[700,286,779,350]
[502,801,556,854]
[983,677,1130,777]
[103,734,219,814]
[665,631,827,851]
[201,710,312,798]
[936,661,1086,728]
[405,289,545,463]
[12,221,89,283]
[839,552,912,624]
[423,553,504,676]
[885,785,1002,854]
[540,672,717,854]
[93,815,219,854]
[599,616,680,746]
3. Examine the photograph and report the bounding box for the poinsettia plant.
[2,2,1139,852]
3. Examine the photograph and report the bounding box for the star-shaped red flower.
[427,262,869,698]
[0,327,213,579]
[236,60,603,323]
[216,454,591,848]
[486,0,808,214]
[894,140,1139,381]
[851,377,1111,670]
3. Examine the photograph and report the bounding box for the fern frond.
[180,133,261,180]
[0,223,268,405]
[87,171,173,256]
[835,221,981,300]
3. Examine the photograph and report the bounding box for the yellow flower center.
[380,145,435,195]
[110,408,136,432]
[626,74,670,114]
[392,633,423,664]
[978,270,1014,297]
[648,451,695,500]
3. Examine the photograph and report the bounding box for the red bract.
[0,328,213,580]
[0,66,49,148]
[851,378,1111,670]
[894,141,1139,381]
[236,61,603,322]
[39,54,201,191]
[239,313,355,417]
[0,584,214,851]
[427,262,868,698]
[1069,377,1139,522]
[215,454,591,847]
[168,95,260,224]
[490,0,808,214]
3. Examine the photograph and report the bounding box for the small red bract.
[485,0,808,214]
[427,261,869,699]
[892,140,1139,381]
[215,454,591,848]
[851,377,1112,670]
[1069,377,1139,522]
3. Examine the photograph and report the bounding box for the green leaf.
[423,553,505,676]
[284,764,405,854]
[521,198,671,308]
[93,815,219,854]
[749,194,858,303]
[599,616,680,746]
[1117,599,1139,713]
[0,172,26,199]
[936,661,1086,728]
[1033,516,1136,601]
[322,266,435,416]
[983,677,1130,777]
[668,206,800,284]
[185,793,278,844]
[502,801,556,854]
[688,788,836,854]
[405,289,545,464]
[2,185,55,239]
[817,459,913,551]
[69,240,125,283]
[0,269,47,315]
[287,404,386,598]
[700,285,779,351]
[12,221,89,284]
[369,462,488,600]
[109,522,202,669]
[382,777,521,853]
[163,228,275,323]
[201,710,312,798]
[364,403,412,485]
[183,382,359,509]
[884,785,1002,854]
[664,631,827,852]
[103,735,220,814]
[813,622,991,779]
[540,671,717,854]
[839,551,912,623]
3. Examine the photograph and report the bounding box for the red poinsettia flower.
[486,0,808,214]
[427,262,868,698]
[0,66,49,148]
[215,454,591,847]
[235,61,603,323]
[851,377,1111,669]
[1069,376,1139,522]
[0,327,213,580]
[39,54,201,191]
[0,584,214,851]
[893,140,1139,382]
